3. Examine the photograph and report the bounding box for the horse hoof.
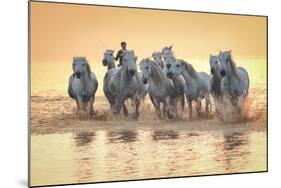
[132,112,139,120]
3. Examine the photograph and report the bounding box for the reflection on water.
[107,130,138,143]
[214,132,250,172]
[73,131,95,146]
[152,130,179,141]
[31,129,266,186]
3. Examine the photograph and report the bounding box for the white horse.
[219,50,250,111]
[102,49,116,71]
[210,54,222,98]
[167,59,211,119]
[152,51,164,69]
[68,56,98,117]
[103,50,141,119]
[140,58,176,119]
[161,46,186,111]
[162,45,174,63]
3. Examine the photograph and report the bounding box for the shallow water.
[31,128,266,186]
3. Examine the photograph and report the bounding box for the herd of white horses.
[68,46,249,121]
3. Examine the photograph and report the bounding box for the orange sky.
[30,1,267,63]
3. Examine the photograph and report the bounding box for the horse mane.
[150,59,167,81]
[85,61,92,79]
[181,60,198,78]
[229,54,240,80]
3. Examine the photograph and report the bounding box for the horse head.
[102,50,115,67]
[166,59,184,78]
[209,54,220,75]
[72,56,88,79]
[219,50,234,77]
[139,58,152,84]
[152,51,164,69]
[161,45,174,62]
[123,50,137,77]
[165,56,176,70]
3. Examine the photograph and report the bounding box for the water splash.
[213,95,256,123]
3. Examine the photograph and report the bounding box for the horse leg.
[155,100,161,119]
[164,97,173,119]
[77,95,85,119]
[205,96,210,113]
[168,97,178,119]
[196,97,202,119]
[122,102,129,117]
[150,95,161,119]
[163,102,167,119]
[231,97,241,114]
[181,94,185,111]
[187,98,192,120]
[88,95,95,118]
[113,99,122,116]
[132,97,140,120]
[76,100,80,112]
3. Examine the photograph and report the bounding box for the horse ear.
[134,56,138,62]
[229,50,232,53]
[169,45,173,50]
[73,57,75,61]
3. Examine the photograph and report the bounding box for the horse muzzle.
[102,59,107,66]
[211,68,215,74]
[75,72,81,78]
[166,71,173,78]
[220,69,226,77]
[129,69,136,76]
[142,78,148,84]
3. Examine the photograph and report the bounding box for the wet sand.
[31,89,266,135]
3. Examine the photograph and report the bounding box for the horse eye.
[176,64,180,67]
[82,64,85,66]
[146,66,149,69]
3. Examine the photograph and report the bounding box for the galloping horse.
[167,59,211,119]
[219,50,250,112]
[140,58,176,119]
[103,50,141,119]
[161,46,185,111]
[68,56,98,118]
